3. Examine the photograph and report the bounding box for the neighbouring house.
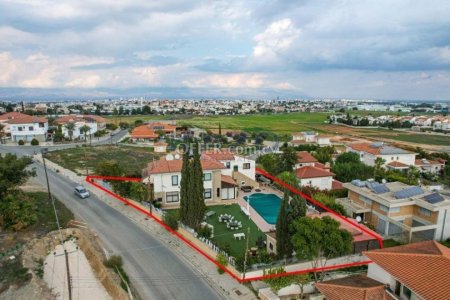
[290,131,331,146]
[153,141,168,153]
[131,124,159,142]
[338,180,450,242]
[266,212,380,256]
[347,142,417,170]
[315,275,392,300]
[363,240,450,300]
[0,112,48,142]
[295,166,335,190]
[145,122,177,137]
[414,158,445,174]
[295,151,318,168]
[202,149,257,187]
[55,115,107,139]
[142,152,251,206]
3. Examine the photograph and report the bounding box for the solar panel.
[394,186,424,199]
[372,184,390,194]
[424,192,445,204]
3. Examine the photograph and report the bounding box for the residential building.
[131,124,159,142]
[55,115,107,139]
[295,151,318,168]
[347,142,417,170]
[295,166,335,190]
[142,151,255,206]
[339,181,450,242]
[153,141,168,153]
[415,158,445,174]
[0,112,48,142]
[291,131,331,146]
[364,240,450,300]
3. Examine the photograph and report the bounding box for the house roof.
[386,161,409,168]
[363,240,450,300]
[348,143,412,156]
[154,141,167,146]
[415,159,444,166]
[315,275,392,300]
[131,125,159,139]
[56,114,107,125]
[0,112,47,124]
[146,156,225,174]
[203,150,235,161]
[221,175,236,186]
[296,151,318,163]
[145,122,177,132]
[295,166,334,179]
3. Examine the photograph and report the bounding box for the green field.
[166,204,265,259]
[46,145,160,176]
[359,128,450,146]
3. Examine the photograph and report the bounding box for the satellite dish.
[356,216,362,223]
[174,154,180,160]
[166,154,174,161]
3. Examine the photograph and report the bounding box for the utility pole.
[242,226,251,280]
[41,148,72,300]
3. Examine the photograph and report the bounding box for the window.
[203,173,212,181]
[402,285,412,300]
[204,188,212,199]
[418,207,432,217]
[28,126,34,131]
[360,196,373,206]
[379,204,389,212]
[269,243,273,250]
[18,127,23,131]
[217,188,220,197]
[39,123,45,128]
[166,191,179,203]
[390,207,401,213]
[391,156,394,160]
[226,162,230,169]
[243,163,251,169]
[233,165,238,172]
[171,175,178,186]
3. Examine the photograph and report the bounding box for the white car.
[74,186,90,199]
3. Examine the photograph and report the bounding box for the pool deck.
[236,186,283,232]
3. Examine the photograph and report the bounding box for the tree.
[313,192,347,216]
[142,105,151,114]
[0,123,5,144]
[289,193,307,221]
[280,146,297,172]
[80,124,91,144]
[335,152,360,165]
[276,171,299,191]
[332,162,374,182]
[406,166,420,185]
[190,142,206,228]
[276,192,292,258]
[64,122,76,141]
[218,123,222,137]
[0,154,34,198]
[374,157,386,179]
[0,193,37,231]
[179,148,191,226]
[258,153,281,175]
[292,216,352,282]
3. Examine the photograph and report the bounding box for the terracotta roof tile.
[0,112,47,124]
[415,159,444,166]
[131,125,159,139]
[386,161,409,168]
[296,151,318,163]
[295,166,334,179]
[147,156,224,174]
[221,175,236,186]
[363,241,450,300]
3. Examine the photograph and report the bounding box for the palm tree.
[374,157,386,179]
[64,122,76,141]
[80,124,91,144]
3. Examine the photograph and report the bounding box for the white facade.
[220,155,256,180]
[62,121,98,139]
[347,147,416,167]
[10,122,48,142]
[298,176,333,190]
[316,136,331,146]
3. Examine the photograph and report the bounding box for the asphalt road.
[0,145,222,300]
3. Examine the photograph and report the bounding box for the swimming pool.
[243,193,282,225]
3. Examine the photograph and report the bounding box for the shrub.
[30,138,39,146]
[163,212,179,230]
[18,140,25,145]
[216,253,228,274]
[104,255,123,269]
[197,225,212,239]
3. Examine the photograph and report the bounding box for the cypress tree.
[289,193,307,221]
[179,146,191,225]
[276,191,292,259]
[218,123,222,136]
[190,142,206,228]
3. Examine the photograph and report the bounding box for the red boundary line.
[86,172,380,283]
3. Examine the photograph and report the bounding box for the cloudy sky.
[1,0,450,100]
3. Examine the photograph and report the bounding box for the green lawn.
[166,204,266,259]
[46,145,160,176]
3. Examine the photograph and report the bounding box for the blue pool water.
[243,193,282,224]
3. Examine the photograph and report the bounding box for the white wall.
[10,122,48,141]
[367,263,396,287]
[436,209,450,240]
[380,153,416,167]
[62,121,98,139]
[299,176,332,190]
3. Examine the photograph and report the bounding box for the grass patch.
[383,239,404,248]
[46,145,160,176]
[0,254,32,293]
[166,204,265,259]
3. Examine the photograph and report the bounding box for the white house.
[56,115,106,140]
[291,131,332,147]
[347,142,416,170]
[0,112,48,142]
[295,166,335,190]
[202,150,256,182]
[143,153,244,206]
[415,158,445,174]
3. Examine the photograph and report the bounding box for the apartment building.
[339,180,450,243]
[0,112,48,142]
[347,142,416,170]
